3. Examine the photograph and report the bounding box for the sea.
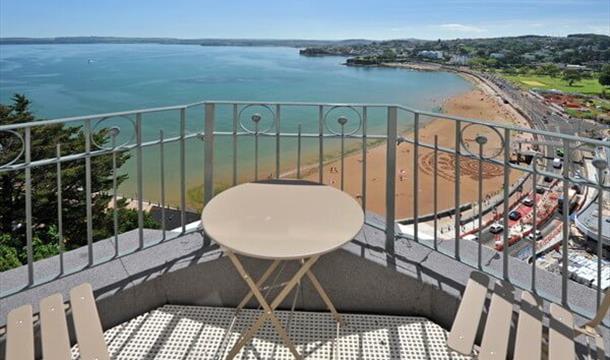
[0,44,472,208]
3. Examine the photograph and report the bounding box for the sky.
[1,0,609,40]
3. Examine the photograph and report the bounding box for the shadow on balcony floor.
[70,305,472,360]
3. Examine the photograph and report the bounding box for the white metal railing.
[0,100,608,318]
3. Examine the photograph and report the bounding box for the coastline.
[182,62,535,214]
[299,63,532,219]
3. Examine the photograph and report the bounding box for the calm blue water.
[0,44,471,207]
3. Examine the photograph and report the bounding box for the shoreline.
[299,63,533,218]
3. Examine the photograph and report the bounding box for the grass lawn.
[502,74,607,95]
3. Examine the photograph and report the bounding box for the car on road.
[490,223,504,234]
[556,148,565,158]
[509,210,522,221]
[552,158,562,169]
[571,183,583,195]
[522,197,534,207]
[463,234,479,242]
[527,230,543,241]
[544,175,553,183]
[536,187,546,194]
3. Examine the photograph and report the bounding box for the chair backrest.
[447,272,579,359]
[514,291,543,359]
[5,304,34,360]
[40,293,71,359]
[69,283,110,360]
[549,303,576,360]
[447,272,490,355]
[478,281,514,360]
[4,282,109,360]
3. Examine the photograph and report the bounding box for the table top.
[201,180,364,260]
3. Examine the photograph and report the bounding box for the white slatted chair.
[5,283,109,360]
[448,272,608,359]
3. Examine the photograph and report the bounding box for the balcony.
[1,100,609,358]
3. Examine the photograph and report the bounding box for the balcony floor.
[70,304,471,360]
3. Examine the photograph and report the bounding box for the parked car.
[527,230,543,241]
[490,223,504,234]
[552,158,562,169]
[556,148,565,158]
[571,184,583,195]
[463,234,479,242]
[544,176,553,183]
[522,197,534,207]
[535,187,546,194]
[509,210,522,221]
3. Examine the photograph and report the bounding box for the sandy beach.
[301,71,532,219]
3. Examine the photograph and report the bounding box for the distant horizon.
[2,32,608,43]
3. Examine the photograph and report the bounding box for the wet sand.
[301,79,531,219]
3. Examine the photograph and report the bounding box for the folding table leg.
[226,252,319,359]
[236,260,281,311]
[306,270,343,324]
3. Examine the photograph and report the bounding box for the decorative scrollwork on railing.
[238,104,276,134]
[323,106,362,136]
[459,123,505,160]
[0,129,25,169]
[90,115,136,150]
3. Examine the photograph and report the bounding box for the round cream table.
[201,179,364,359]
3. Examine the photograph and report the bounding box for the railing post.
[136,114,144,250]
[454,120,462,260]
[361,107,368,212]
[502,128,511,280]
[561,139,571,305]
[413,113,420,242]
[24,127,33,285]
[433,135,438,250]
[296,124,302,179]
[318,106,324,184]
[159,130,166,241]
[594,160,606,309]
[85,119,94,262]
[385,106,397,257]
[179,108,186,233]
[111,130,118,256]
[232,104,238,186]
[56,144,64,273]
[531,155,538,292]
[275,104,281,179]
[204,103,215,206]
[339,117,346,191]
[476,135,487,270]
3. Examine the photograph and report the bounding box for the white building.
[449,54,470,65]
[417,50,444,60]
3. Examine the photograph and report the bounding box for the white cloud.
[439,23,486,33]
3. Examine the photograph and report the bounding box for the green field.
[502,74,606,95]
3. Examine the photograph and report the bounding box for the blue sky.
[1,0,608,40]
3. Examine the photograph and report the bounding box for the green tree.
[0,234,21,271]
[562,69,583,86]
[0,94,158,270]
[599,64,610,87]
[382,49,396,61]
[538,64,561,78]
